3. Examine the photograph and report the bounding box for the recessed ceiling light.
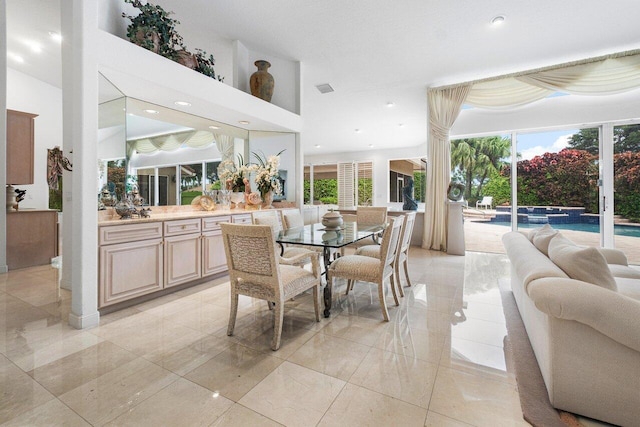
[174,101,191,107]
[7,52,24,63]
[238,120,250,125]
[49,32,62,42]
[143,109,159,114]
[386,102,395,107]
[208,125,220,130]
[491,15,506,25]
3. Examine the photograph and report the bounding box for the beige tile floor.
[0,249,606,426]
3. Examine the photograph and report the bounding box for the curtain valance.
[127,130,216,154]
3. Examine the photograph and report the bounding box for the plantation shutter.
[338,162,355,209]
[356,161,373,206]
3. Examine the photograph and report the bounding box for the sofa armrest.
[597,248,629,265]
[528,277,640,353]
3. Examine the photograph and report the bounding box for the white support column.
[62,0,100,329]
[510,132,518,231]
[600,124,615,248]
[0,0,7,273]
[295,133,303,206]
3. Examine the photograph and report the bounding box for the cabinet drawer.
[99,221,163,245]
[231,214,252,224]
[202,215,231,232]
[164,218,201,237]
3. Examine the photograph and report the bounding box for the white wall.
[305,144,426,209]
[7,67,63,209]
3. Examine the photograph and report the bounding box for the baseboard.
[68,311,100,329]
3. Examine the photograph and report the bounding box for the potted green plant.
[194,49,224,82]
[122,0,184,59]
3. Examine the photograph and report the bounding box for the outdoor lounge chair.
[476,196,493,209]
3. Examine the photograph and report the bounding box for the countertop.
[98,207,253,226]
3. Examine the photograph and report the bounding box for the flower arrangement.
[253,150,284,198]
[218,154,258,192]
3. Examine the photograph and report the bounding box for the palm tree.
[451,136,510,200]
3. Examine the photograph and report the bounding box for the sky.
[515,129,578,161]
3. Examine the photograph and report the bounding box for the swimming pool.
[489,220,640,238]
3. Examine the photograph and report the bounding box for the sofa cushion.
[548,233,617,291]
[532,224,558,256]
[615,277,640,301]
[609,264,640,280]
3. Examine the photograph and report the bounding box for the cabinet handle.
[181,225,186,230]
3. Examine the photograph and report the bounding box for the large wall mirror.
[97,73,297,207]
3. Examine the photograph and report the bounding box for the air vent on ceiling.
[315,83,334,94]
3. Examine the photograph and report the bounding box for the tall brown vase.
[250,60,274,102]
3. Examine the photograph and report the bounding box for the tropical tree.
[568,125,640,154]
[450,136,511,202]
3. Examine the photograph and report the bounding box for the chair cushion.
[283,212,304,229]
[280,265,317,297]
[328,255,380,282]
[354,245,380,258]
[532,224,558,256]
[548,233,617,291]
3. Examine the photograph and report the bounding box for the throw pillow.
[548,233,617,291]
[532,224,558,256]
[527,227,541,242]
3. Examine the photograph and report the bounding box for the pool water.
[491,221,640,238]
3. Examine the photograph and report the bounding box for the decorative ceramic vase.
[230,192,245,209]
[175,49,198,69]
[115,195,135,219]
[250,60,274,102]
[133,29,160,54]
[322,210,343,229]
[261,190,274,209]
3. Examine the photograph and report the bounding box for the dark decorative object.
[250,60,274,102]
[47,147,72,191]
[402,177,418,211]
[447,181,465,202]
[122,0,224,82]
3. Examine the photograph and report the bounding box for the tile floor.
[0,249,556,426]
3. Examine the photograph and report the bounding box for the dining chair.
[280,208,305,229]
[340,207,387,255]
[327,216,403,321]
[356,212,416,297]
[220,223,321,350]
[251,210,313,267]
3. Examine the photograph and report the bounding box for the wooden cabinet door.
[6,110,37,185]
[202,230,227,276]
[165,233,202,288]
[99,238,163,307]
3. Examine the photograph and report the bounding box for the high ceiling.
[7,0,640,154]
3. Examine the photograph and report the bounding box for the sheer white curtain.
[423,85,471,251]
[128,130,216,154]
[466,54,640,109]
[214,133,234,162]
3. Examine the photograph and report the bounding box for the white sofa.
[502,226,640,426]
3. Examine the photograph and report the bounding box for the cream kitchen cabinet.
[164,219,202,288]
[202,215,230,277]
[99,222,164,307]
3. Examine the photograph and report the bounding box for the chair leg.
[394,261,404,297]
[267,301,274,310]
[377,281,390,321]
[313,286,320,322]
[350,280,356,291]
[403,258,412,287]
[227,293,239,336]
[389,274,399,306]
[272,301,285,351]
[345,279,352,295]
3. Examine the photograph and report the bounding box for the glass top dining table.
[275,221,385,317]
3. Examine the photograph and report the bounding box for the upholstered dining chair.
[356,212,416,297]
[280,208,305,229]
[327,216,403,321]
[251,210,313,267]
[341,206,388,255]
[221,223,321,350]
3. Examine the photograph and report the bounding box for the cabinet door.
[202,230,227,276]
[165,233,202,288]
[99,238,163,307]
[231,214,252,224]
[6,110,37,185]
